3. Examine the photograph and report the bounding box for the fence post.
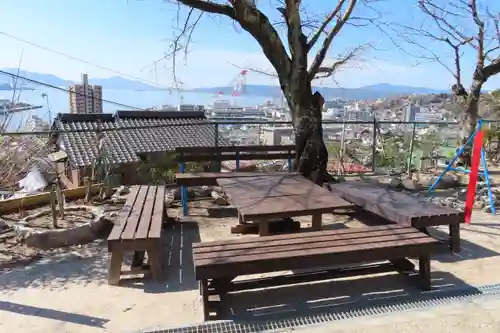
[371,117,377,172]
[407,123,417,177]
[214,123,221,171]
[179,152,188,216]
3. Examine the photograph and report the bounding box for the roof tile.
[54,111,229,168]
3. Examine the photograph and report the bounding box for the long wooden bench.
[107,185,166,285]
[175,145,296,216]
[330,181,465,253]
[193,225,444,321]
[175,171,301,187]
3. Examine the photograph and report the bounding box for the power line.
[0,70,144,110]
[0,30,172,90]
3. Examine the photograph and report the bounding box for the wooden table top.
[217,174,352,220]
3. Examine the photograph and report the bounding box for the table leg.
[311,214,322,231]
[449,223,460,253]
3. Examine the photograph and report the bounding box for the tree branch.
[307,0,357,81]
[176,0,236,18]
[307,0,346,52]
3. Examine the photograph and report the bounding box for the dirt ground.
[0,200,121,270]
[1,199,500,333]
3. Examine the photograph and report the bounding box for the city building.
[403,103,419,122]
[25,115,50,132]
[69,76,103,114]
[262,127,294,145]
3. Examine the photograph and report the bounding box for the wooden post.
[55,179,64,218]
[84,176,91,202]
[49,184,58,228]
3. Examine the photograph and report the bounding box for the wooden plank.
[194,232,430,260]
[217,174,309,199]
[135,186,157,240]
[108,186,140,241]
[176,171,300,180]
[181,152,294,162]
[330,181,464,227]
[176,172,300,186]
[193,224,416,250]
[193,226,421,254]
[194,238,442,279]
[237,193,352,220]
[121,186,149,240]
[176,145,296,154]
[149,186,165,239]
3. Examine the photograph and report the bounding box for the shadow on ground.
[0,300,109,328]
[0,220,200,295]
[222,270,474,322]
[120,220,200,294]
[343,208,500,263]
[428,227,500,263]
[0,240,109,293]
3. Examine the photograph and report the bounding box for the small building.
[52,110,228,187]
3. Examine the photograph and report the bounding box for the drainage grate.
[138,283,500,333]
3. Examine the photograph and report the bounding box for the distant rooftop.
[53,111,228,168]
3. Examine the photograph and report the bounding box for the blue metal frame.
[427,119,495,215]
[180,161,189,216]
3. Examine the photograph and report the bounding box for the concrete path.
[295,297,500,333]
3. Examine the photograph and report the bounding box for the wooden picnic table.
[217,174,352,236]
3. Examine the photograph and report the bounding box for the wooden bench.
[175,145,296,216]
[175,171,301,187]
[330,181,465,253]
[107,185,166,285]
[193,225,443,321]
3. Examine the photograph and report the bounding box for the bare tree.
[161,0,379,184]
[399,0,500,138]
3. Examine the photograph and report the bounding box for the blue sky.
[1,0,499,90]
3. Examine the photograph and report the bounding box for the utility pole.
[82,73,89,114]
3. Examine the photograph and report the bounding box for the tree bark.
[292,92,329,185]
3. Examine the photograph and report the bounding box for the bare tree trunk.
[292,92,329,185]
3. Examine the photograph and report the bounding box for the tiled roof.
[54,111,228,168]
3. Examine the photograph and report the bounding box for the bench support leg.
[200,280,210,321]
[108,246,123,285]
[259,222,270,237]
[147,243,163,281]
[311,213,322,231]
[418,254,431,291]
[449,223,460,253]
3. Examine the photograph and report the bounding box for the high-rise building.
[69,74,103,114]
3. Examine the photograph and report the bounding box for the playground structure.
[428,119,496,218]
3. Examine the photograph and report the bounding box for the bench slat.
[121,186,149,240]
[193,224,411,248]
[195,235,436,267]
[108,186,140,242]
[135,186,157,240]
[330,181,464,227]
[176,172,301,186]
[195,233,429,261]
[148,186,165,239]
[193,226,422,255]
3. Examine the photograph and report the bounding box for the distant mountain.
[1,68,73,87]
[0,69,164,91]
[0,69,445,97]
[190,83,445,100]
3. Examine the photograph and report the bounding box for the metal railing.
[4,118,500,175]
